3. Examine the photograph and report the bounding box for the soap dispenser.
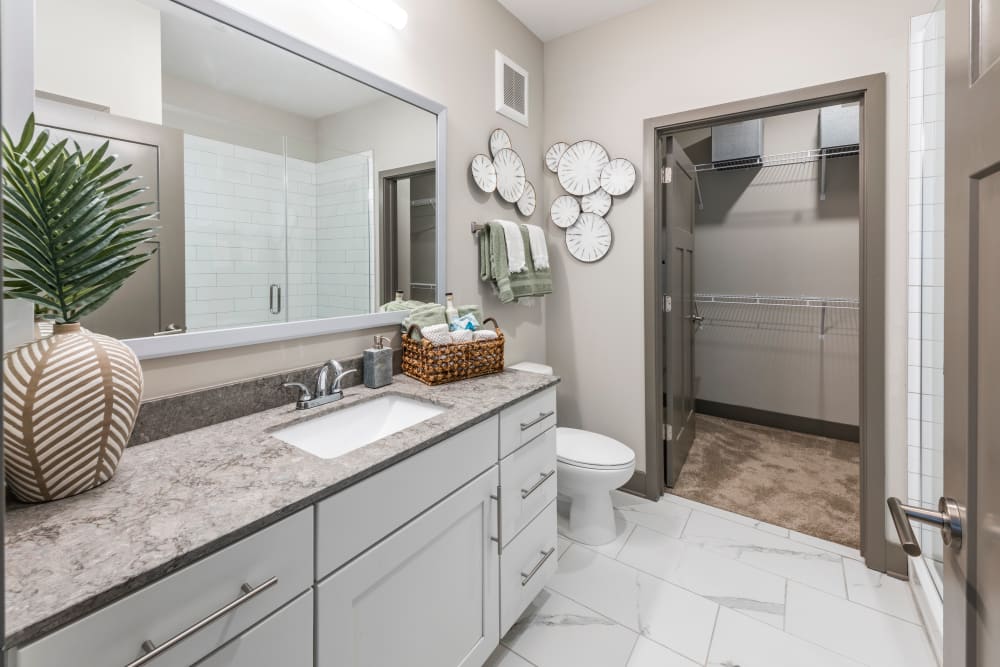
[363,336,394,388]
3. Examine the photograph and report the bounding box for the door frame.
[378,161,436,305]
[640,74,900,574]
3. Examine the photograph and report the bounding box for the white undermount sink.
[272,394,446,460]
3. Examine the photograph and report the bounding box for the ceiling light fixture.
[346,0,408,30]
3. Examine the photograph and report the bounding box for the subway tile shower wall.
[183,135,374,330]
[906,9,945,567]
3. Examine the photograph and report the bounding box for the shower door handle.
[887,496,964,557]
[269,284,282,315]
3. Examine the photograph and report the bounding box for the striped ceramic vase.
[3,323,143,502]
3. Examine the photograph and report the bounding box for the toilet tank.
[509,362,553,376]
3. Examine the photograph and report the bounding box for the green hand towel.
[480,223,551,303]
[458,305,484,325]
[401,303,447,340]
[379,299,425,313]
[508,227,552,301]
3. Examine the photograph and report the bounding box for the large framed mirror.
[19,0,446,358]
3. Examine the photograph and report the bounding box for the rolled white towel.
[495,220,527,273]
[421,323,452,346]
[473,329,498,341]
[450,329,474,344]
[524,224,549,270]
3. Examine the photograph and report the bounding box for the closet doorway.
[642,76,897,574]
[379,163,437,304]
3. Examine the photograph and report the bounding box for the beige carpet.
[671,414,861,548]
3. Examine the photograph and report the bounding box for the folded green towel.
[457,305,484,324]
[479,223,551,303]
[379,299,425,313]
[401,303,447,340]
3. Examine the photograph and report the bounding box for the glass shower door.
[179,122,289,331]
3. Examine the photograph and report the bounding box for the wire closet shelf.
[693,145,859,173]
[693,293,860,338]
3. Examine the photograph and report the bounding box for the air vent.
[495,50,528,126]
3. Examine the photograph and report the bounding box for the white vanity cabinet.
[8,388,558,667]
[317,467,500,667]
[11,509,313,667]
[195,591,313,667]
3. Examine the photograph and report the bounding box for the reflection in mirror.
[26,0,438,340]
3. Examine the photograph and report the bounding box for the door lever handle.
[887,496,964,557]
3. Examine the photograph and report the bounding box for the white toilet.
[510,362,637,546]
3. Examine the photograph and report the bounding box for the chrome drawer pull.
[125,576,278,667]
[521,548,556,586]
[520,411,555,431]
[521,469,556,499]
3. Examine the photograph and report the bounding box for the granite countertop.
[5,370,559,647]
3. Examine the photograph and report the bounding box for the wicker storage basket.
[402,317,505,385]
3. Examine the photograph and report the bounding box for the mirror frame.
[15,0,448,360]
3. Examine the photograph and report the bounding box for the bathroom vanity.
[4,372,559,667]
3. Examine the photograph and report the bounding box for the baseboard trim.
[623,470,655,500]
[885,541,910,580]
[695,399,860,443]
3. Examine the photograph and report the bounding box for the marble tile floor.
[486,491,938,667]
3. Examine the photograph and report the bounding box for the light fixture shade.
[347,0,408,29]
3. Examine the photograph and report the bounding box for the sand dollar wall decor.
[545,139,635,263]
[469,128,537,218]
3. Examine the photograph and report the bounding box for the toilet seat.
[556,427,636,471]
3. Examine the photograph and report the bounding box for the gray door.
[942,0,1000,662]
[663,137,698,487]
[40,127,163,339]
[36,99,185,339]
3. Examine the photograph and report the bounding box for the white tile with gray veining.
[507,490,938,667]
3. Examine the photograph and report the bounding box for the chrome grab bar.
[125,577,278,667]
[520,411,554,431]
[521,470,555,499]
[521,548,556,586]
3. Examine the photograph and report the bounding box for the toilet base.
[566,490,617,545]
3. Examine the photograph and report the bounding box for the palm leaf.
[2,114,158,323]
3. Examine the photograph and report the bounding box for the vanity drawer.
[499,500,558,636]
[499,388,557,458]
[316,415,498,579]
[14,509,312,667]
[500,426,556,545]
[196,591,313,667]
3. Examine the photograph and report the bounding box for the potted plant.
[2,114,157,502]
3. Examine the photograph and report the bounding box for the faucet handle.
[283,382,313,401]
[331,368,357,393]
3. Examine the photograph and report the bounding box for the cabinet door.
[317,467,500,667]
[196,591,312,667]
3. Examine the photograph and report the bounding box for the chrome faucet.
[283,360,357,410]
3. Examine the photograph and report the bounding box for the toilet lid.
[556,427,636,470]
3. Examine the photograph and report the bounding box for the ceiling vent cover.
[495,50,528,126]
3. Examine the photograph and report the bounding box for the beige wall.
[162,74,320,161]
[35,0,163,124]
[142,0,545,398]
[542,0,927,514]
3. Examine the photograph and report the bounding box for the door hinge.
[662,295,672,312]
[662,423,672,441]
[661,166,673,184]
